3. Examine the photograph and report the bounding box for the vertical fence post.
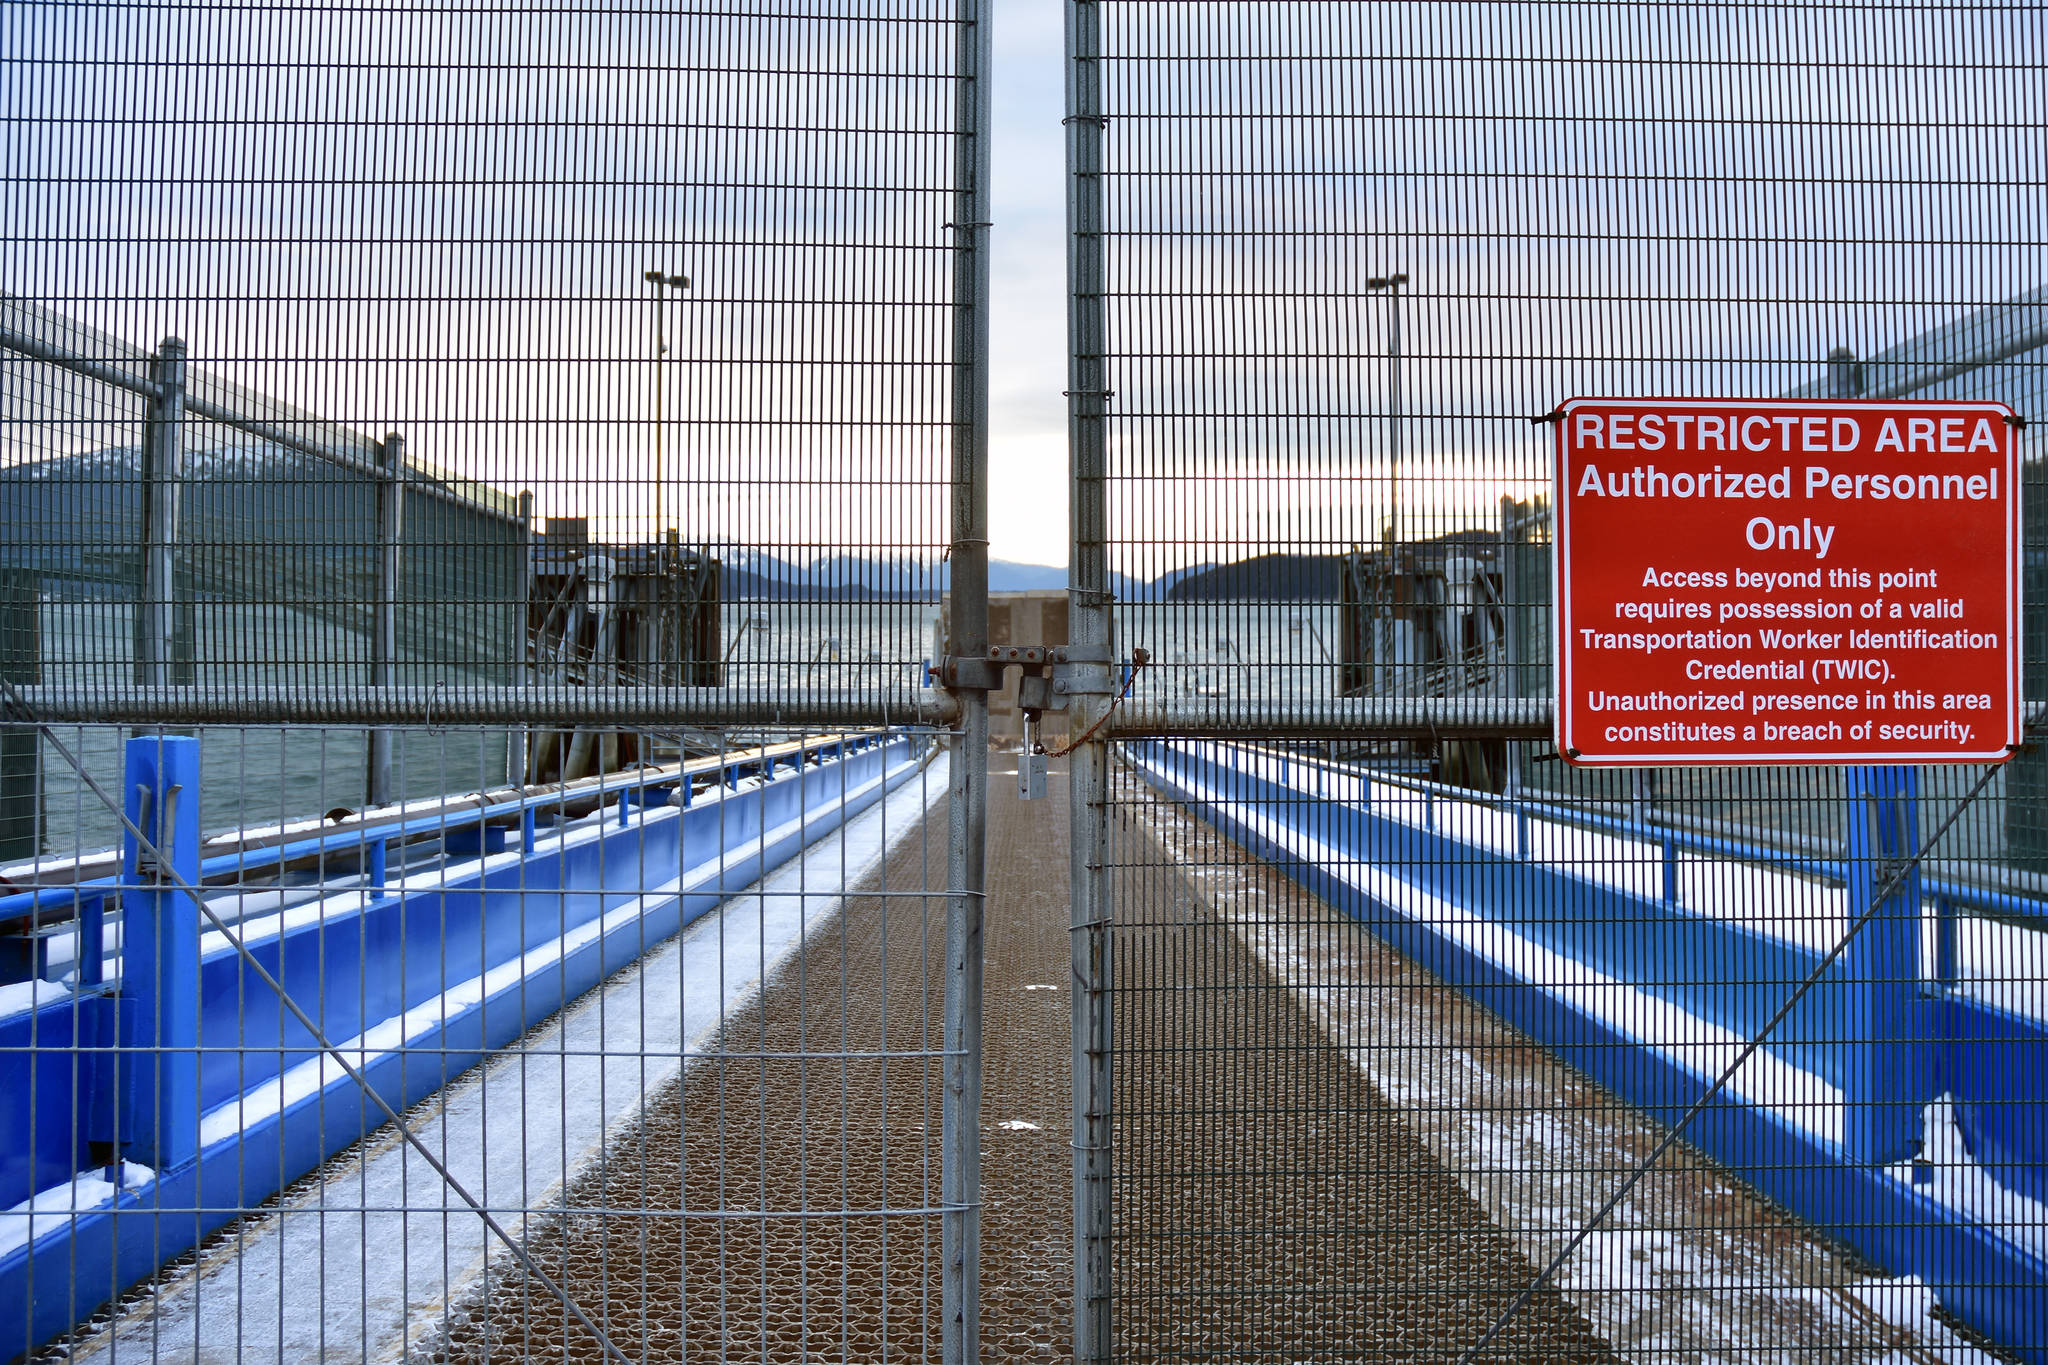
[120,733,201,1170]
[1065,0,1113,1352]
[367,434,404,807]
[1497,495,1522,802]
[941,0,992,1355]
[0,568,40,862]
[509,489,534,788]
[1841,764,1931,1165]
[136,338,186,688]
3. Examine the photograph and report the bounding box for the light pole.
[1366,272,1407,546]
[1367,272,1406,693]
[644,269,690,540]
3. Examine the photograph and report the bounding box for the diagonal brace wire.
[1457,757,2006,1364]
[1,682,634,1365]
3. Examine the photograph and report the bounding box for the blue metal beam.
[0,732,926,1361]
[1128,738,2048,1361]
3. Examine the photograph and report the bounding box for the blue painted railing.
[0,729,928,1362]
[1127,737,2048,1361]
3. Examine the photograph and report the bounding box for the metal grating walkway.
[405,755,1609,1360]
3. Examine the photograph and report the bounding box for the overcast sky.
[5,0,2042,574]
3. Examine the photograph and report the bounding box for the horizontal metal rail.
[1224,740,2048,931]
[0,730,905,925]
[7,683,957,727]
[0,326,521,523]
[0,324,162,400]
[1106,695,1554,739]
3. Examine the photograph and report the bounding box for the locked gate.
[2,0,992,1359]
[8,0,2048,1361]
[1058,0,2048,1361]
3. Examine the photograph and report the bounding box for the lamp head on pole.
[1366,272,1408,292]
[644,270,690,289]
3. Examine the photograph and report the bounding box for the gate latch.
[932,642,1119,706]
[933,644,1122,803]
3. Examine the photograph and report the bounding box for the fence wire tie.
[1457,753,2009,1364]
[0,677,636,1365]
[423,677,446,733]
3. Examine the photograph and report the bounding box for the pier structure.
[7,2,2048,1359]
[18,748,2025,1362]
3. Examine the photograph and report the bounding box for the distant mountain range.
[3,442,1347,615]
[712,548,1335,601]
[713,550,1256,602]
[718,549,1088,600]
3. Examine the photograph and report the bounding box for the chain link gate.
[2,0,991,1358]
[1061,1,2047,1362]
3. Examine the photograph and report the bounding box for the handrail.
[1159,739,2048,928]
[0,731,902,926]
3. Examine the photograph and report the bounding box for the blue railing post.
[1934,892,1960,991]
[120,734,202,1170]
[1841,764,1931,1166]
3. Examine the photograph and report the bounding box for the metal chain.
[2,678,635,1365]
[1042,648,1149,758]
[1456,757,2006,1363]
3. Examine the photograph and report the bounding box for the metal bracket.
[1051,642,1115,698]
[936,642,1123,709]
[932,654,1002,691]
[1869,854,1917,897]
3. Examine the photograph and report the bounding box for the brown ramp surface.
[1105,761,1611,1363]
[430,754,1606,1361]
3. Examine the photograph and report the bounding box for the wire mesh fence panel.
[2,0,989,1358]
[1064,0,2048,1361]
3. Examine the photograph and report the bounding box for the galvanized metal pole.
[1064,0,1114,1353]
[1389,277,1403,547]
[367,433,404,807]
[137,338,186,688]
[0,569,41,862]
[650,276,665,536]
[1498,495,1522,801]
[509,489,534,785]
[941,0,992,1352]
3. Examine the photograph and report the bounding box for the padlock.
[1019,751,1048,801]
[1019,715,1048,801]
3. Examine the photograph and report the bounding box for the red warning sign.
[1554,397,2021,767]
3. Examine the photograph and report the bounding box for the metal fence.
[1067,1,2048,1360]
[9,0,2048,1361]
[2,0,989,1360]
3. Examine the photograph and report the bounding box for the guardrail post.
[1841,764,1931,1166]
[367,433,404,807]
[1934,892,1960,990]
[136,339,186,688]
[121,733,202,1170]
